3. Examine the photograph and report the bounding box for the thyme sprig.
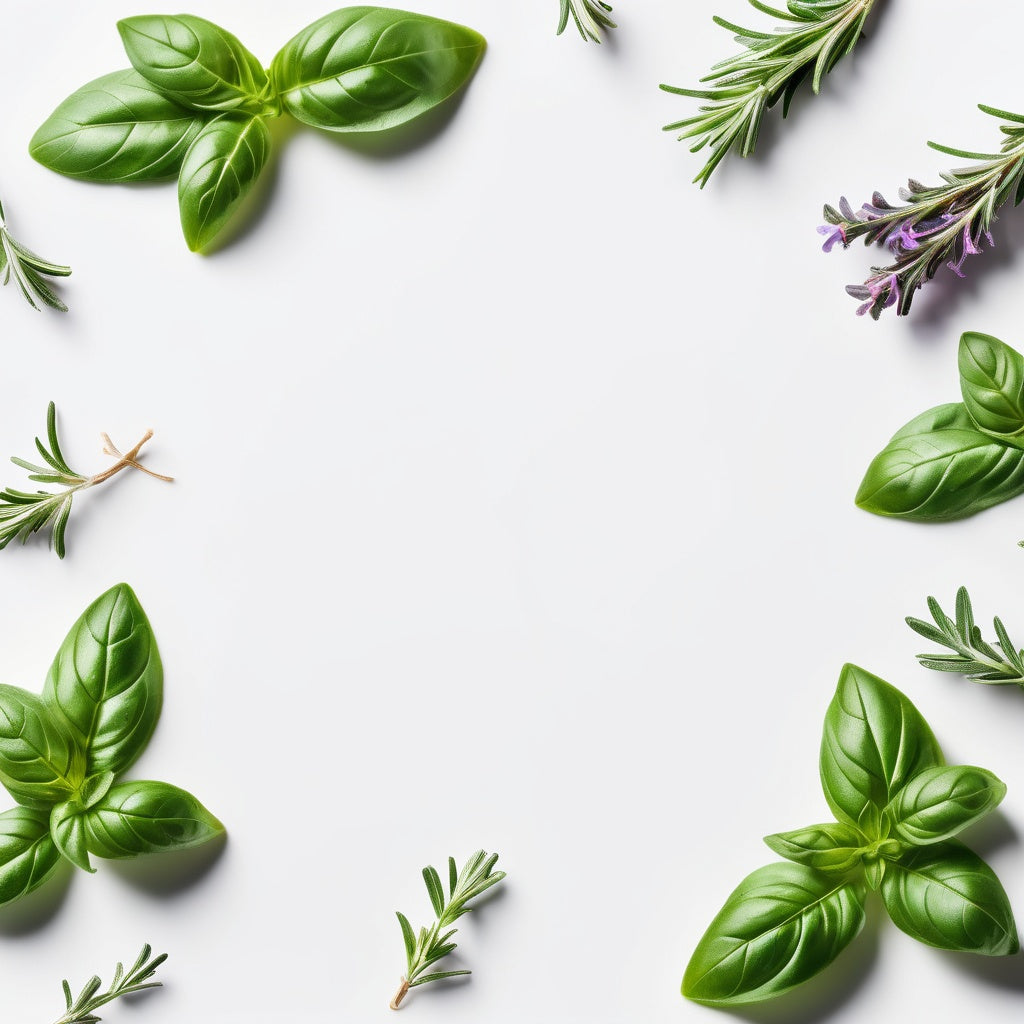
[0,198,71,312]
[51,945,166,1024]
[391,850,505,1009]
[907,586,1024,688]
[662,0,879,187]
[557,0,615,42]
[0,403,172,559]
[821,105,1024,317]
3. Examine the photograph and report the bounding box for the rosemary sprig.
[907,586,1024,688]
[662,0,879,187]
[51,945,166,1024]
[0,197,71,312]
[0,402,173,559]
[391,850,505,1009]
[821,105,1024,317]
[557,0,615,42]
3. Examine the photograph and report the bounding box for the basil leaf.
[820,664,942,838]
[959,332,1024,445]
[177,114,270,252]
[881,841,1019,955]
[42,583,162,778]
[0,685,84,808]
[83,780,224,858]
[763,822,866,874]
[856,402,1024,520]
[271,7,486,133]
[0,806,61,906]
[887,765,1006,846]
[117,14,273,115]
[683,862,866,1006]
[28,69,207,182]
[49,801,94,873]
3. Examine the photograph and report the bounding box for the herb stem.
[96,431,174,484]
[390,979,410,1010]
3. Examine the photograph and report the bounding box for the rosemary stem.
[390,978,410,1010]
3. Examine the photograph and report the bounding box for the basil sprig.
[30,8,486,251]
[858,332,1024,520]
[0,584,223,907]
[683,664,1018,1007]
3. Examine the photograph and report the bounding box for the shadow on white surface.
[0,860,73,936]
[104,833,227,898]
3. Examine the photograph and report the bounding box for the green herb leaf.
[50,801,94,873]
[683,862,867,1006]
[42,584,162,777]
[959,332,1024,444]
[53,945,167,1024]
[0,686,84,808]
[855,402,1024,521]
[886,765,1006,846]
[881,841,1019,955]
[0,806,61,905]
[271,7,486,133]
[29,69,207,183]
[557,0,616,42]
[117,14,274,115]
[763,822,866,874]
[80,780,224,858]
[820,664,942,840]
[177,114,270,251]
[0,198,71,312]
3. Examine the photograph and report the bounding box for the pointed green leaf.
[887,765,1006,845]
[50,801,94,873]
[0,806,61,906]
[958,332,1024,444]
[397,911,415,964]
[423,865,444,917]
[763,822,866,874]
[271,7,486,133]
[820,665,942,838]
[683,862,866,1006]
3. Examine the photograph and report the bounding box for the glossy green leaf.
[763,822,866,874]
[0,685,84,808]
[820,665,942,838]
[958,332,1024,444]
[856,402,1024,521]
[29,69,207,182]
[0,806,61,906]
[82,780,224,858]
[271,7,486,133]
[117,14,274,115]
[881,841,1019,955]
[50,800,94,873]
[42,583,162,778]
[887,765,1006,846]
[177,113,270,251]
[683,862,866,1006]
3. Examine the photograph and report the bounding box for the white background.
[0,0,1022,1021]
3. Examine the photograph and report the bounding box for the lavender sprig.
[661,0,879,187]
[821,105,1024,318]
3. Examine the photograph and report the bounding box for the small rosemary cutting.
[51,945,166,1024]
[908,586,1024,689]
[0,197,71,311]
[391,850,505,1009]
[0,402,172,558]
[662,0,880,187]
[557,0,615,42]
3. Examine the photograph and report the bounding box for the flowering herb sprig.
[821,105,1024,318]
[661,0,879,187]
[557,0,615,42]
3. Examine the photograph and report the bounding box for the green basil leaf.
[271,7,486,133]
[856,403,1024,521]
[763,822,866,874]
[887,765,1006,846]
[683,862,866,1006]
[959,332,1024,444]
[49,801,94,873]
[42,583,162,778]
[177,114,270,251]
[0,686,84,808]
[82,780,224,858]
[881,841,1019,955]
[820,664,942,838]
[0,806,61,906]
[29,69,207,182]
[117,14,273,115]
